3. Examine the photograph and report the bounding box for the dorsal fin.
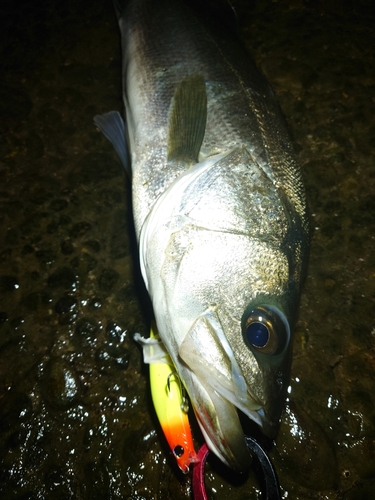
[167,74,207,165]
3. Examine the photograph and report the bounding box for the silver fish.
[95,0,309,472]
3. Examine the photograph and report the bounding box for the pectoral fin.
[134,332,170,364]
[94,111,130,176]
[167,74,207,165]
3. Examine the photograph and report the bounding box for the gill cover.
[179,309,262,417]
[178,309,258,471]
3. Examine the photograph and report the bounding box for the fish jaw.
[176,307,292,468]
[177,309,259,471]
[150,304,293,471]
[181,367,252,472]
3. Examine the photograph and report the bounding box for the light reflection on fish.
[95,0,309,472]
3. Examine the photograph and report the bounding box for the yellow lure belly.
[149,323,197,473]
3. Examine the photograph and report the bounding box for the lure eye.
[243,306,289,355]
[173,445,184,458]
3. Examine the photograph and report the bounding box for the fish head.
[172,236,296,471]
[143,147,308,471]
[177,299,293,471]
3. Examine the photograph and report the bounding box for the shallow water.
[1,0,374,498]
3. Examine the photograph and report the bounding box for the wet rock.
[100,188,124,208]
[88,298,102,311]
[274,401,338,490]
[23,426,49,471]
[5,426,28,450]
[97,268,119,292]
[84,461,110,498]
[113,350,131,369]
[10,317,25,330]
[46,221,59,234]
[0,248,13,263]
[45,465,64,491]
[95,344,130,373]
[58,86,85,107]
[50,199,68,212]
[106,321,127,343]
[76,152,122,185]
[21,292,40,311]
[61,239,75,255]
[115,283,136,303]
[74,317,100,347]
[0,311,8,323]
[0,391,32,431]
[122,426,153,468]
[69,253,97,274]
[344,478,375,500]
[12,492,38,500]
[338,350,375,388]
[25,131,44,159]
[0,466,14,497]
[260,57,317,92]
[41,358,80,410]
[59,214,71,226]
[21,291,52,311]
[54,295,77,315]
[69,221,91,239]
[37,107,62,127]
[110,209,129,259]
[35,248,56,265]
[345,389,374,418]
[5,227,20,245]
[0,275,19,292]
[22,244,34,255]
[44,464,76,498]
[0,338,33,389]
[83,239,101,253]
[47,267,77,290]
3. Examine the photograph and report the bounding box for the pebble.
[41,358,80,410]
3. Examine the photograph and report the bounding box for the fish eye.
[246,321,269,348]
[243,306,289,355]
[173,445,185,458]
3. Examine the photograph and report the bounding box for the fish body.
[99,0,309,471]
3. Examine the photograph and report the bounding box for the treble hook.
[167,372,189,413]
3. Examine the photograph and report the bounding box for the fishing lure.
[135,324,198,473]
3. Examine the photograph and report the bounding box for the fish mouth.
[184,372,281,472]
[178,309,274,471]
[184,369,281,472]
[184,370,253,472]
